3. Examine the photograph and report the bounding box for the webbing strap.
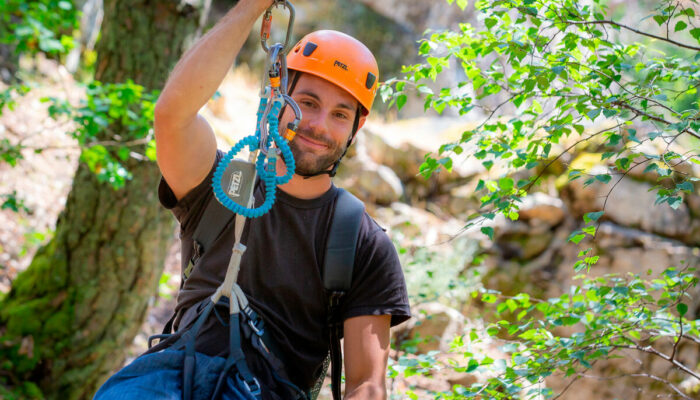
[324,188,364,400]
[187,197,236,273]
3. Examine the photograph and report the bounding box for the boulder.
[564,169,693,239]
[547,221,700,297]
[598,178,692,238]
[354,163,404,205]
[518,192,566,228]
[399,302,465,354]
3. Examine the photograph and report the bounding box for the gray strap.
[184,197,235,274]
[323,188,365,291]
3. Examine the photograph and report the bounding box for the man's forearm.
[156,0,271,126]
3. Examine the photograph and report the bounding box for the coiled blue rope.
[212,97,295,218]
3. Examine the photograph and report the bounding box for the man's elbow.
[345,380,387,400]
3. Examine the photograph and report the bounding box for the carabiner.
[260,0,296,55]
[281,94,301,131]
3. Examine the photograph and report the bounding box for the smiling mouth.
[296,133,328,149]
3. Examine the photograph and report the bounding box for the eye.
[335,111,349,120]
[300,99,316,108]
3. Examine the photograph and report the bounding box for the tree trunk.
[0,1,210,399]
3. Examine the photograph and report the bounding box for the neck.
[276,157,332,199]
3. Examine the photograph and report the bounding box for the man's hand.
[343,314,391,400]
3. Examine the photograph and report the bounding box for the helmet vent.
[303,42,318,57]
[365,72,376,89]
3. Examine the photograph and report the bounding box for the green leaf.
[691,28,700,41]
[465,358,479,373]
[481,226,494,240]
[587,108,601,120]
[397,94,407,110]
[653,15,668,26]
[677,303,688,317]
[568,233,586,244]
[583,211,604,224]
[674,21,687,32]
[484,18,497,29]
[595,174,612,184]
[498,177,514,191]
[582,225,596,236]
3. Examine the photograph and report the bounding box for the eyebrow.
[295,90,356,112]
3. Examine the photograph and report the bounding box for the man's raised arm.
[154,0,273,200]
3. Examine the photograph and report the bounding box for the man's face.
[279,73,363,176]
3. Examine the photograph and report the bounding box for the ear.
[350,115,367,145]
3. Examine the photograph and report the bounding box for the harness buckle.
[237,374,262,397]
[248,318,264,336]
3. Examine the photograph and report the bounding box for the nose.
[303,109,329,136]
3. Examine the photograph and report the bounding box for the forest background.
[1,0,699,399]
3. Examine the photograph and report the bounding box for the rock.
[355,0,473,34]
[404,302,465,354]
[518,192,566,227]
[597,178,692,238]
[374,202,464,248]
[361,127,426,181]
[443,182,481,217]
[547,221,700,298]
[496,229,554,261]
[688,192,700,218]
[563,162,693,239]
[336,142,405,205]
[355,164,404,205]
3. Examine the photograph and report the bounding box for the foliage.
[0,0,79,55]
[1,80,159,190]
[391,267,698,399]
[383,0,700,398]
[42,80,159,189]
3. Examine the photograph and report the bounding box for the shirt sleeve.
[340,215,411,327]
[157,150,223,234]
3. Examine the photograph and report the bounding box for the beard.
[288,128,346,176]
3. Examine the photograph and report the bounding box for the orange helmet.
[287,30,379,116]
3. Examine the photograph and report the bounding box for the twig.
[615,344,700,381]
[523,121,630,192]
[476,92,522,130]
[578,371,692,400]
[613,101,700,140]
[560,20,700,52]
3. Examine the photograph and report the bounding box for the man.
[150,0,409,398]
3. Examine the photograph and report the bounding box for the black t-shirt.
[158,151,411,393]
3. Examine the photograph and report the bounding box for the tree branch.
[523,121,630,192]
[578,371,693,400]
[613,101,700,140]
[615,344,700,381]
[561,19,700,52]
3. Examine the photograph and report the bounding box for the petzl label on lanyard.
[220,159,256,208]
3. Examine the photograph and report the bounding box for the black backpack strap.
[162,195,235,335]
[187,196,236,277]
[324,188,364,400]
